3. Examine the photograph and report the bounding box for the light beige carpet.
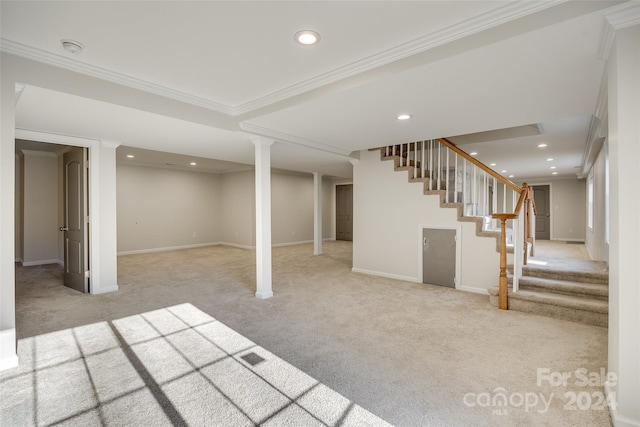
[1,303,390,426]
[5,241,610,426]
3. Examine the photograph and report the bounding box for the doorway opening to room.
[532,185,551,240]
[15,140,90,294]
[335,184,353,241]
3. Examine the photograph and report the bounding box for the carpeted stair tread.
[510,275,608,300]
[488,287,607,327]
[488,287,607,312]
[508,264,608,285]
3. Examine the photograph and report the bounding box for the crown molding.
[2,0,561,119]
[230,1,564,115]
[240,122,353,157]
[15,128,100,147]
[1,38,235,115]
[597,1,640,60]
[1,1,568,119]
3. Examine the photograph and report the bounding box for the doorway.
[15,140,90,293]
[336,184,353,241]
[533,185,551,240]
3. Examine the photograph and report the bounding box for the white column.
[313,172,323,255]
[252,137,275,299]
[606,22,640,426]
[0,72,18,371]
[93,140,120,294]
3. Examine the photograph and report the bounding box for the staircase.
[375,140,522,252]
[488,262,608,327]
[376,139,609,327]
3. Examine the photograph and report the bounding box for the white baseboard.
[92,285,119,295]
[272,240,313,248]
[272,238,333,248]
[0,329,18,372]
[21,259,61,267]
[219,242,255,250]
[351,268,418,283]
[551,238,585,242]
[117,239,339,255]
[458,285,490,295]
[118,242,221,256]
[605,381,640,427]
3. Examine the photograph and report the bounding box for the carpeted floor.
[3,241,610,426]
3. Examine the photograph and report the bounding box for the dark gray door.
[533,185,550,240]
[336,184,353,241]
[62,147,89,293]
[422,228,456,288]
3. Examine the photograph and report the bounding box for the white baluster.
[429,140,434,190]
[421,141,425,179]
[463,158,467,215]
[454,153,459,203]
[437,142,441,191]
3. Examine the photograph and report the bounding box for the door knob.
[59,226,68,231]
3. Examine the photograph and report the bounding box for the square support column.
[252,137,275,299]
[313,172,323,255]
[606,21,640,427]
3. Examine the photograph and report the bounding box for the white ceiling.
[2,1,630,180]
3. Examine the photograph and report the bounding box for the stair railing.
[380,138,537,310]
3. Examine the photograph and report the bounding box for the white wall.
[523,178,586,241]
[606,24,640,427]
[220,170,256,247]
[585,145,608,262]
[117,166,336,251]
[353,149,499,292]
[117,164,222,253]
[272,171,334,245]
[21,151,59,265]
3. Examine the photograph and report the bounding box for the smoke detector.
[61,39,84,54]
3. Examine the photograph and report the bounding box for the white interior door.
[61,147,89,293]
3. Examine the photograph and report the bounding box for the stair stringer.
[380,152,511,254]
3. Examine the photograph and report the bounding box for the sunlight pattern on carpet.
[0,303,391,426]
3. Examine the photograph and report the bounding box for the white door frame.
[418,224,462,289]
[16,128,104,294]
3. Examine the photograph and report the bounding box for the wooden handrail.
[437,138,521,193]
[513,183,528,213]
[374,139,536,312]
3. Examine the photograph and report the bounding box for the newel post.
[492,213,516,310]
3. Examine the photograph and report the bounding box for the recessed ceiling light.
[61,39,84,54]
[190,162,197,166]
[294,30,321,45]
[396,114,412,120]
[546,158,554,161]
[470,152,478,156]
[126,154,134,159]
[538,143,548,148]
[490,163,496,166]
[552,172,558,175]
[509,174,514,178]
[550,166,556,169]
[501,170,507,173]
